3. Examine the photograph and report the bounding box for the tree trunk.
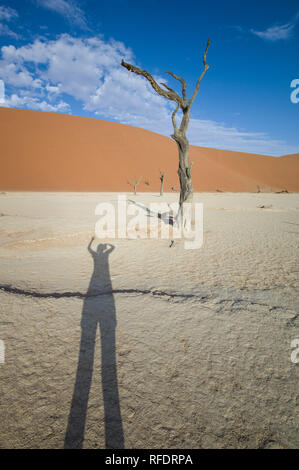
[160,175,164,196]
[171,109,193,208]
[121,39,210,220]
[176,137,193,206]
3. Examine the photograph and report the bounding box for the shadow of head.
[95,243,115,254]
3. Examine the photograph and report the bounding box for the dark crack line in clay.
[0,284,208,302]
[0,285,295,317]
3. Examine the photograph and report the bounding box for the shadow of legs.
[64,324,96,449]
[100,323,124,449]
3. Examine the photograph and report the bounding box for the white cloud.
[86,68,170,124]
[251,23,295,41]
[0,34,137,118]
[0,6,18,21]
[0,23,18,39]
[0,5,18,38]
[1,35,134,97]
[116,113,298,157]
[36,0,87,28]
[186,119,298,156]
[251,10,299,41]
[45,83,61,95]
[2,93,70,112]
[0,59,43,88]
[0,34,297,156]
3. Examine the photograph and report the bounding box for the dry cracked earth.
[0,192,298,448]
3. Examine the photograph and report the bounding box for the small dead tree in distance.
[159,169,165,196]
[121,39,210,216]
[127,176,142,195]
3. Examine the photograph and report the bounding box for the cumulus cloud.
[36,0,87,28]
[0,34,297,156]
[2,93,70,112]
[0,34,139,118]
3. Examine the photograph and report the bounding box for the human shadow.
[64,238,124,449]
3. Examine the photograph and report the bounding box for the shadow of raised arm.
[87,236,96,257]
[105,244,115,255]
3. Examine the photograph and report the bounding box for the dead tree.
[121,39,210,212]
[159,169,165,196]
[127,176,142,195]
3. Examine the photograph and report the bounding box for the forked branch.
[121,40,211,209]
[121,60,182,106]
[121,38,210,114]
[171,103,180,132]
[165,71,187,105]
[188,38,210,107]
[160,82,177,95]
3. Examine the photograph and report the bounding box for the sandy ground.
[0,191,298,449]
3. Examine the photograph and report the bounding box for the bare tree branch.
[171,103,180,132]
[127,175,142,195]
[165,71,187,105]
[127,176,141,185]
[188,38,210,107]
[120,39,211,209]
[121,60,182,106]
[160,82,178,95]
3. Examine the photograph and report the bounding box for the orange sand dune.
[0,107,298,192]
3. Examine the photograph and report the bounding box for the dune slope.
[0,107,298,191]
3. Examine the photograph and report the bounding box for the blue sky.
[0,0,298,155]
